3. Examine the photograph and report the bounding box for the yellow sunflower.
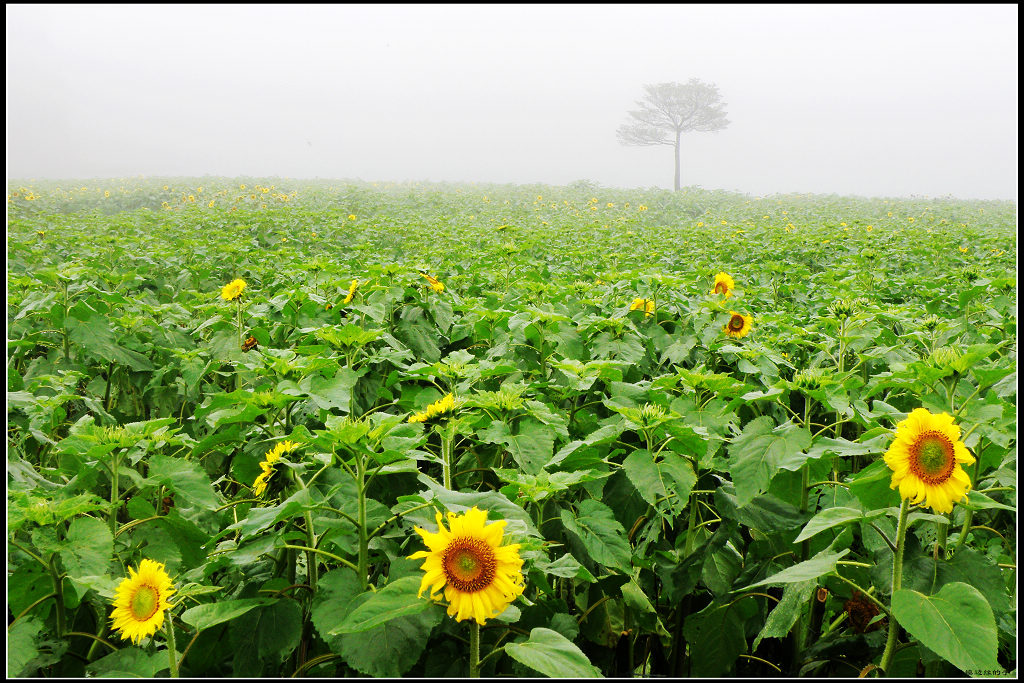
[883,408,975,513]
[343,278,359,304]
[711,272,735,297]
[252,440,299,497]
[408,507,525,624]
[421,272,445,293]
[110,559,176,644]
[221,278,246,301]
[629,298,655,317]
[408,393,458,424]
[724,311,753,338]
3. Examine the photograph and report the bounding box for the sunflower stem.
[235,298,243,392]
[469,620,481,678]
[440,422,455,491]
[164,615,179,678]
[879,498,910,674]
[953,445,984,553]
[357,452,369,590]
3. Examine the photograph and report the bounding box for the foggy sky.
[5,4,1018,200]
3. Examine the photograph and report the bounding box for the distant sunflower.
[221,278,246,301]
[629,298,655,317]
[711,272,735,298]
[408,507,525,624]
[343,279,359,304]
[408,393,458,424]
[724,311,752,338]
[883,408,975,513]
[252,440,299,497]
[421,272,445,293]
[110,559,176,644]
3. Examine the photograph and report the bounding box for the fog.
[5,4,1018,200]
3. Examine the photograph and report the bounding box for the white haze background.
[5,3,1018,199]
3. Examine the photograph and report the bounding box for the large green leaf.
[479,419,556,475]
[752,580,816,650]
[147,454,221,510]
[728,417,811,506]
[86,647,170,678]
[891,582,1000,673]
[58,515,113,581]
[743,549,850,589]
[560,499,632,573]
[180,598,272,631]
[329,576,431,634]
[504,627,602,678]
[7,617,43,678]
[794,506,885,543]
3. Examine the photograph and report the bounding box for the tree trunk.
[673,131,681,191]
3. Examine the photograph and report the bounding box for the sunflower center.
[129,584,161,622]
[729,315,745,331]
[909,431,956,483]
[715,283,729,294]
[442,537,497,593]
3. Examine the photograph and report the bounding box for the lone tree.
[617,79,730,191]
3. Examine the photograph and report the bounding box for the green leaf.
[7,616,43,678]
[848,458,900,511]
[311,568,443,677]
[504,627,603,678]
[702,541,743,595]
[329,576,431,634]
[59,515,113,581]
[479,419,556,475]
[560,499,632,573]
[891,582,1000,673]
[228,598,303,666]
[86,647,169,678]
[744,549,850,589]
[682,600,747,677]
[794,507,885,543]
[729,417,811,506]
[180,598,272,631]
[752,580,817,650]
[306,367,366,413]
[147,454,220,510]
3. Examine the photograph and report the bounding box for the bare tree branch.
[617,79,731,190]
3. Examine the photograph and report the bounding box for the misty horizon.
[6,4,1019,201]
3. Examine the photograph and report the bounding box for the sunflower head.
[408,507,525,625]
[883,408,975,513]
[221,278,246,301]
[724,311,753,338]
[629,298,655,317]
[110,559,176,644]
[711,272,735,297]
[421,272,445,293]
[253,440,300,497]
[343,279,359,304]
[408,393,461,424]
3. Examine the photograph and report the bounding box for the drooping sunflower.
[110,559,176,644]
[343,278,359,304]
[724,311,753,338]
[882,408,975,513]
[408,393,459,424]
[408,507,525,624]
[221,278,246,301]
[421,272,445,293]
[629,298,655,317]
[252,440,299,497]
[711,272,735,298]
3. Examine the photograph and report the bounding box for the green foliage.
[6,177,1016,677]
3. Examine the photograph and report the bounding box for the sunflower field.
[6,177,1017,677]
